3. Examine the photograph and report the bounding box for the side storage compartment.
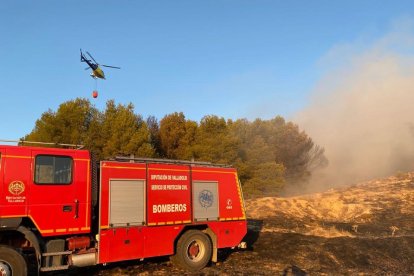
[109,180,145,227]
[98,161,147,264]
[192,181,219,221]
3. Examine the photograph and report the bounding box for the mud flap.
[204,228,218,262]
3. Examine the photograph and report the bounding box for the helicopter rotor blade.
[86,51,98,64]
[85,67,91,70]
[102,65,121,69]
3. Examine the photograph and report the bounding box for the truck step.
[40,265,69,272]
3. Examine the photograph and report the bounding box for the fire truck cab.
[0,144,247,275]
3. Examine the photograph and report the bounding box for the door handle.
[74,199,79,219]
[63,205,72,212]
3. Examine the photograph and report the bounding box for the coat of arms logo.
[8,181,25,195]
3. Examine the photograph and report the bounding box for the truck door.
[1,147,31,221]
[0,148,4,218]
[0,147,3,217]
[29,152,80,235]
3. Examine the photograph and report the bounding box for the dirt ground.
[49,173,414,275]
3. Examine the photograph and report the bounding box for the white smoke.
[296,21,414,190]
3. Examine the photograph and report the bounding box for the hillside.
[52,173,414,275]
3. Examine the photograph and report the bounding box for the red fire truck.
[0,143,247,275]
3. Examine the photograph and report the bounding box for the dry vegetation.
[50,173,414,275]
[247,173,414,239]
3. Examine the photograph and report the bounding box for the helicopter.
[80,49,120,79]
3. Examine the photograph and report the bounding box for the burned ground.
[50,173,414,275]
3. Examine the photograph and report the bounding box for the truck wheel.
[171,230,212,272]
[0,246,27,276]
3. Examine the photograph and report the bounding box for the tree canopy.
[25,98,327,197]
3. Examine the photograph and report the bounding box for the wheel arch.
[16,226,42,260]
[0,218,43,268]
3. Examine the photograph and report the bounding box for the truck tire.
[0,246,27,276]
[171,230,212,272]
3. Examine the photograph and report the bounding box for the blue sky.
[1,1,413,139]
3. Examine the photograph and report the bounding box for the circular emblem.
[8,181,25,195]
[199,190,214,208]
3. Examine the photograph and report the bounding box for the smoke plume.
[296,26,414,190]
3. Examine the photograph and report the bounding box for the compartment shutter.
[109,179,145,226]
[193,181,219,221]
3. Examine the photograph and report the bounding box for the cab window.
[34,155,73,184]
